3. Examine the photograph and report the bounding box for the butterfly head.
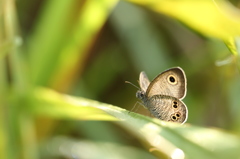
[136,90,146,101]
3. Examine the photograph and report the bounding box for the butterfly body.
[136,67,188,124]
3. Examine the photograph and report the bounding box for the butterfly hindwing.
[145,95,188,123]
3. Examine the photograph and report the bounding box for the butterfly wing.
[139,71,150,92]
[146,67,186,99]
[145,95,188,123]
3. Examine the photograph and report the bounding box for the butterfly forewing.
[146,67,186,99]
[139,71,150,92]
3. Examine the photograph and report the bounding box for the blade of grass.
[28,0,118,91]
[27,87,240,159]
[19,113,39,159]
[4,0,26,93]
[50,0,118,91]
[41,137,157,159]
[27,88,118,121]
[224,37,238,56]
[3,1,21,159]
[0,37,22,59]
[28,0,77,86]
[0,58,7,159]
[4,0,36,159]
[0,1,8,158]
[0,95,7,159]
[127,0,240,41]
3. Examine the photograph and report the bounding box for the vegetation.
[1,0,240,158]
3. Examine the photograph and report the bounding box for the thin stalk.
[4,0,37,159]
[0,1,10,158]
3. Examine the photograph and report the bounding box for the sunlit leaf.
[27,88,117,121]
[224,37,238,56]
[128,0,240,41]
[28,88,240,159]
[41,137,156,159]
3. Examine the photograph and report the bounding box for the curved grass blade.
[27,88,240,159]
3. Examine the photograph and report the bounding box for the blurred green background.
[1,0,240,158]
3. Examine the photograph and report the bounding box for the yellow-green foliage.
[1,0,240,158]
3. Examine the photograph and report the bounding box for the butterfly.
[136,67,188,123]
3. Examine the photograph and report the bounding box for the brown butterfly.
[136,67,188,123]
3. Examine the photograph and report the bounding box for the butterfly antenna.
[125,81,140,89]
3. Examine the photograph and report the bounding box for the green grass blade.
[28,0,118,88]
[127,0,240,41]
[0,103,7,159]
[50,0,118,90]
[28,0,77,85]
[0,37,22,59]
[41,137,157,159]
[27,88,240,159]
[28,88,118,121]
